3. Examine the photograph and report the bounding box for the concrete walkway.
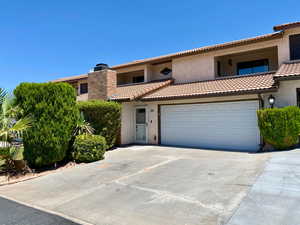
[227,149,300,225]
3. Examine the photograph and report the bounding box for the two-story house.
[53,21,300,152]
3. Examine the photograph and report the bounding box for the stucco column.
[144,64,152,82]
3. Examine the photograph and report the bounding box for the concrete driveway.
[0,146,273,225]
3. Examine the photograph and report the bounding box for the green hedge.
[257,106,300,150]
[72,134,106,162]
[14,82,79,167]
[77,100,121,148]
[0,147,10,158]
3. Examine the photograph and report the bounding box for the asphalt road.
[0,197,78,225]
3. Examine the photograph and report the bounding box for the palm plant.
[0,91,32,145]
[0,88,32,170]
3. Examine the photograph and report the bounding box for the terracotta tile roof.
[110,79,173,101]
[141,72,277,101]
[274,60,300,79]
[111,32,283,69]
[52,74,88,83]
[273,22,300,31]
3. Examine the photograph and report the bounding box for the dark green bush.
[0,147,10,158]
[72,134,106,162]
[257,106,300,150]
[77,100,121,148]
[14,82,79,167]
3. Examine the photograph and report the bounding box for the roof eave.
[111,32,284,70]
[274,75,300,81]
[140,87,278,102]
[273,22,300,32]
[52,76,88,83]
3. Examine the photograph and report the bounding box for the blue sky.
[0,0,299,90]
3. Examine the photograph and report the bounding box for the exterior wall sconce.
[268,95,275,108]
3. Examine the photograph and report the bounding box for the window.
[160,68,172,76]
[80,83,88,94]
[217,61,221,76]
[290,34,300,60]
[297,89,300,107]
[132,76,144,83]
[237,59,269,75]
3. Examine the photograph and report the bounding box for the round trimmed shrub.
[72,134,107,163]
[257,106,300,150]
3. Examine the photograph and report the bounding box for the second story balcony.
[116,61,172,86]
[215,46,278,78]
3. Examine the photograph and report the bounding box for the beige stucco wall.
[172,38,284,83]
[277,27,300,63]
[120,94,260,145]
[262,80,300,108]
[77,93,88,101]
[149,62,172,81]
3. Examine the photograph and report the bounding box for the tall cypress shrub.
[77,100,121,148]
[14,82,79,167]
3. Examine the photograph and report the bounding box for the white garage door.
[160,100,260,151]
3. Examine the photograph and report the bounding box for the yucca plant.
[73,112,95,136]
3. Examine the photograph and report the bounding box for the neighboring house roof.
[52,74,87,83]
[110,79,173,101]
[273,21,300,31]
[274,60,300,79]
[140,72,277,101]
[111,32,283,69]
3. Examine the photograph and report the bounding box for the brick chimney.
[87,69,117,100]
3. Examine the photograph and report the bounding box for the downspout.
[258,93,264,151]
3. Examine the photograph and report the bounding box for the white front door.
[135,107,147,143]
[160,100,260,151]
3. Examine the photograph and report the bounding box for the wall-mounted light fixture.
[268,95,275,108]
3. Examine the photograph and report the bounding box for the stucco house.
[54,21,300,152]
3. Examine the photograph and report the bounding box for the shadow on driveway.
[0,197,79,225]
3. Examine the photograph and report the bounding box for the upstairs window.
[290,34,300,60]
[237,59,269,75]
[80,83,88,94]
[132,76,144,83]
[297,89,300,107]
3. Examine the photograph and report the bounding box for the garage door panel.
[160,101,260,151]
